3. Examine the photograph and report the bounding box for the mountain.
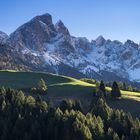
[0,31,8,44]
[1,13,140,84]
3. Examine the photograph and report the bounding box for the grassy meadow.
[1,70,140,116]
[0,71,95,97]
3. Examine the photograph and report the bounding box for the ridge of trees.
[80,78,140,92]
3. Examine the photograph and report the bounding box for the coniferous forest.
[0,87,139,140]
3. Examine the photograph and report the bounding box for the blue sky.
[0,0,140,43]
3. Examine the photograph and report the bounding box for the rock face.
[1,13,140,83]
[55,20,70,36]
[7,13,56,51]
[0,31,8,44]
[95,35,106,46]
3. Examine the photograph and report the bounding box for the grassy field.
[105,87,140,117]
[0,71,140,98]
[1,70,140,117]
[106,87,140,101]
[0,71,95,97]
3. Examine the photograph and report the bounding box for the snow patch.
[82,65,99,74]
[43,52,60,66]
[22,48,39,56]
[39,20,47,28]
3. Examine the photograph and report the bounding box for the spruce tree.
[111,81,121,98]
[113,133,120,140]
[128,85,133,91]
[38,79,48,93]
[99,80,106,97]
[123,82,126,90]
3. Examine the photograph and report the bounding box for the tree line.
[80,78,140,93]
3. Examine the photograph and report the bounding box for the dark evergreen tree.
[123,82,126,91]
[99,80,106,97]
[111,81,121,98]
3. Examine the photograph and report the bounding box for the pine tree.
[111,81,121,98]
[113,133,120,140]
[38,79,48,93]
[128,85,133,91]
[1,100,6,110]
[123,82,126,90]
[107,128,114,140]
[99,80,106,97]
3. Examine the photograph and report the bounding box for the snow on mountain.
[3,13,140,83]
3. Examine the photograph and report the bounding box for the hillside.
[1,71,140,117]
[0,71,94,97]
[1,71,140,99]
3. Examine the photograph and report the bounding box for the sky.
[0,0,140,43]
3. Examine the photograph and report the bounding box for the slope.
[0,71,95,97]
[1,71,140,116]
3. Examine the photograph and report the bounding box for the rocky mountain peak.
[124,40,138,48]
[95,35,106,46]
[0,31,8,44]
[8,13,57,51]
[33,13,53,25]
[55,20,70,36]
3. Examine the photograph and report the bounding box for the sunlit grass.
[0,70,17,72]
[105,86,140,102]
[0,71,95,97]
[0,71,140,99]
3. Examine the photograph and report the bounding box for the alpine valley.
[1,13,140,84]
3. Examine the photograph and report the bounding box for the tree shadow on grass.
[48,84,95,97]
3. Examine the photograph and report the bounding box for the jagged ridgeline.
[1,13,140,84]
